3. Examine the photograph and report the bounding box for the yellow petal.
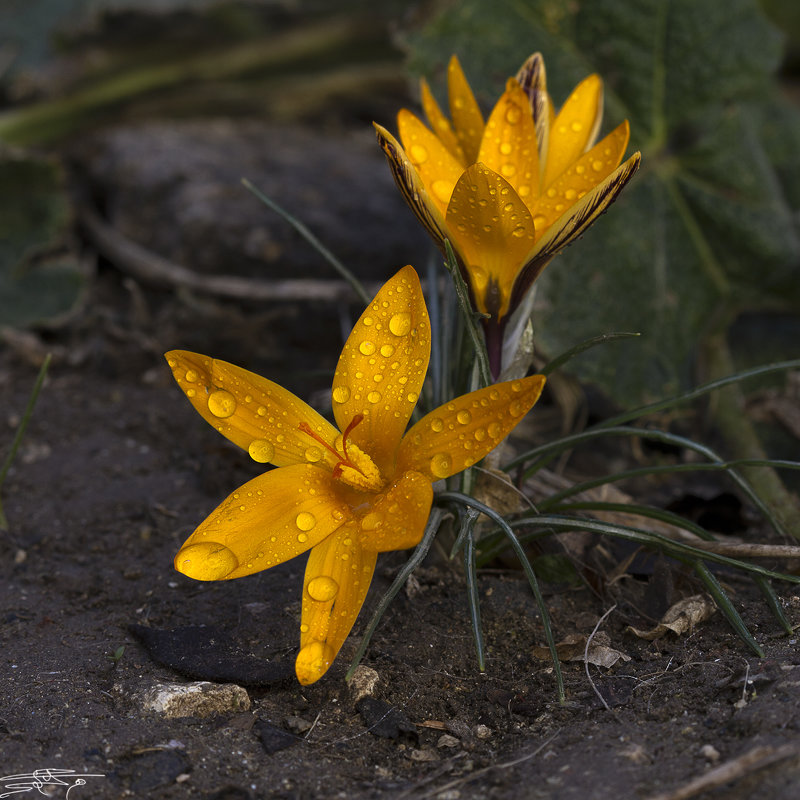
[420,77,467,165]
[522,152,641,274]
[543,74,604,187]
[165,350,340,471]
[296,524,377,684]
[357,470,433,553]
[396,375,546,480]
[533,121,631,233]
[397,109,466,215]
[448,54,484,163]
[445,163,536,317]
[374,123,451,251]
[174,464,350,581]
[332,265,430,476]
[477,79,540,204]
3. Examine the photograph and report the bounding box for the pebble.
[142,681,250,718]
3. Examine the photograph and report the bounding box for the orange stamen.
[298,414,365,476]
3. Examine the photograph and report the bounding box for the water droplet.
[367,391,381,404]
[432,180,452,203]
[296,641,334,685]
[489,389,500,401]
[257,406,267,416]
[248,439,275,463]
[389,312,411,336]
[488,422,502,438]
[186,388,196,398]
[546,187,557,198]
[361,512,382,531]
[518,184,531,197]
[208,389,236,418]
[300,623,310,633]
[511,225,528,238]
[332,509,345,522]
[410,144,429,163]
[305,446,323,463]
[307,575,339,602]
[565,188,577,200]
[474,427,487,442]
[175,542,238,580]
[501,163,516,177]
[576,164,586,175]
[499,141,512,155]
[430,417,444,433]
[505,105,521,124]
[332,386,351,404]
[430,453,452,478]
[295,512,316,532]
[509,400,525,417]
[592,159,604,172]
[457,409,472,425]
[407,392,418,404]
[533,214,546,229]
[359,341,376,356]
[244,394,253,404]
[363,316,374,327]
[571,121,583,132]
[511,380,523,392]
[185,369,198,382]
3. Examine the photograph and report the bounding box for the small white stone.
[141,681,250,718]
[348,665,379,702]
[700,744,721,762]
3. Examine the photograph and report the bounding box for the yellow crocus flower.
[375,53,641,368]
[166,266,545,684]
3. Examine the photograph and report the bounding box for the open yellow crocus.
[166,266,545,684]
[375,53,641,371]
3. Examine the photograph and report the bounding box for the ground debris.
[627,594,716,641]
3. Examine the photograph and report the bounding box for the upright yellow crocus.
[375,53,641,372]
[166,266,545,684]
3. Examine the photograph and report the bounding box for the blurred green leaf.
[0,154,85,326]
[405,0,800,405]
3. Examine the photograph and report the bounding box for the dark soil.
[3,120,800,800]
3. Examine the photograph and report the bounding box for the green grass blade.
[752,574,793,635]
[691,560,764,657]
[242,178,370,306]
[597,360,800,429]
[345,507,445,682]
[541,332,641,377]
[463,522,486,672]
[438,491,566,704]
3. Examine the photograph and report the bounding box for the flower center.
[298,414,383,492]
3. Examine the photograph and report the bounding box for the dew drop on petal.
[505,105,521,124]
[509,400,525,417]
[295,512,316,532]
[359,341,376,356]
[186,388,196,398]
[410,144,429,164]
[185,369,198,383]
[474,427,487,442]
[175,542,238,580]
[592,160,604,172]
[332,386,351,404]
[248,439,275,463]
[300,623,309,633]
[305,446,323,463]
[296,641,334,684]
[367,391,381,404]
[307,575,339,602]
[430,453,452,478]
[488,422,502,438]
[432,180,452,203]
[363,316,374,327]
[571,121,583,132]
[456,410,472,425]
[207,389,236,418]
[407,392,418,404]
[511,380,523,392]
[430,417,444,433]
[389,312,412,337]
[533,214,546,229]
[361,512,382,531]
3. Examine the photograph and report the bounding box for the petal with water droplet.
[331,266,430,476]
[447,54,485,164]
[358,470,433,553]
[397,110,464,216]
[396,375,546,480]
[164,350,340,470]
[477,79,540,204]
[297,524,377,685]
[174,464,350,581]
[445,164,536,318]
[543,73,603,187]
